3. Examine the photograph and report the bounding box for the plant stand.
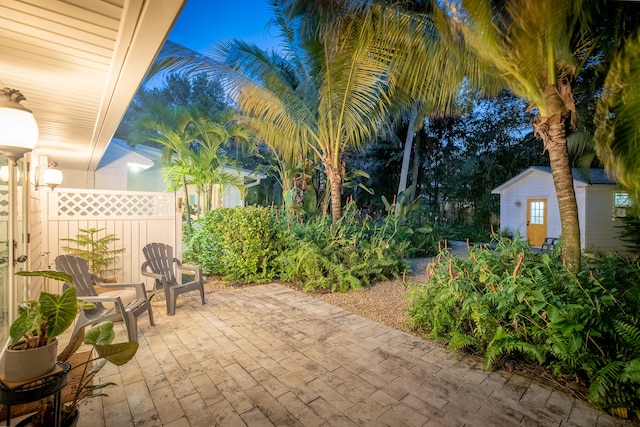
[0,361,71,427]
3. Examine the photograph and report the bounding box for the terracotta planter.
[1,339,58,383]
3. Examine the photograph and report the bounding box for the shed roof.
[491,166,617,194]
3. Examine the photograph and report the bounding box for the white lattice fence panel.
[45,189,179,285]
[0,188,8,217]
[55,191,173,218]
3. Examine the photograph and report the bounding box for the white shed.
[491,166,628,252]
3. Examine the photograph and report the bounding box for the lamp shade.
[0,165,21,182]
[0,88,38,160]
[43,163,63,189]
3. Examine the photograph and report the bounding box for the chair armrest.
[77,295,126,313]
[95,281,147,300]
[176,262,202,282]
[141,261,164,280]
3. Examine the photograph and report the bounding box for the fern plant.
[407,236,640,419]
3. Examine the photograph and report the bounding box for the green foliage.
[9,272,76,348]
[60,228,125,279]
[275,202,410,292]
[186,207,282,283]
[184,201,411,291]
[407,238,640,418]
[381,187,439,257]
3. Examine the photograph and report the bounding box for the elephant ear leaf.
[39,285,78,339]
[95,342,139,365]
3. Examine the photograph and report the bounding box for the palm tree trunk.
[543,114,581,272]
[409,131,421,201]
[325,161,343,223]
[397,102,419,212]
[182,176,193,239]
[204,184,213,211]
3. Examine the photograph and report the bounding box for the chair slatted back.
[55,255,100,297]
[142,242,177,283]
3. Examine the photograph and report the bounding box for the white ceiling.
[0,0,187,171]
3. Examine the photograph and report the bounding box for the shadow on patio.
[75,284,627,427]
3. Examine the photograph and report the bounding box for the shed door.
[527,198,547,246]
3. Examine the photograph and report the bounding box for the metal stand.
[0,361,71,427]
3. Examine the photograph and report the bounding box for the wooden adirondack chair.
[141,243,205,316]
[54,255,155,342]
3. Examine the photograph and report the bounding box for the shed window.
[613,191,631,218]
[614,192,631,208]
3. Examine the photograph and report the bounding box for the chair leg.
[200,285,206,305]
[167,289,176,316]
[147,304,155,326]
[123,313,138,342]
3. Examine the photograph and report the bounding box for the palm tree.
[188,115,248,211]
[425,0,605,271]
[153,0,464,223]
[131,105,248,231]
[132,105,200,234]
[594,23,640,206]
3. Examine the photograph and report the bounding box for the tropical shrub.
[186,207,282,283]
[407,238,640,419]
[275,202,411,292]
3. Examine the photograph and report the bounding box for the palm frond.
[594,28,640,200]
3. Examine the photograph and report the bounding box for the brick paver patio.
[74,283,632,426]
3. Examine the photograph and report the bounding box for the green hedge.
[186,207,282,283]
[185,202,417,290]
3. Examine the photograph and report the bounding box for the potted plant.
[60,228,125,281]
[1,271,77,383]
[17,322,139,427]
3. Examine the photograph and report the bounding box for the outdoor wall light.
[0,165,21,182]
[514,200,522,208]
[36,162,63,189]
[0,87,38,160]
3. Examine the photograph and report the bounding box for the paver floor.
[74,283,632,427]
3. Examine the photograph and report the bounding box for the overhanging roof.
[0,0,186,171]
[492,166,617,194]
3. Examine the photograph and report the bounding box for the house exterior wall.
[496,169,623,252]
[223,185,244,208]
[95,162,128,190]
[127,165,166,192]
[498,170,560,241]
[575,185,587,248]
[584,186,626,252]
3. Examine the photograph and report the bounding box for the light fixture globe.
[43,162,63,189]
[0,87,39,160]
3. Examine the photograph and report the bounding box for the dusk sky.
[168,0,282,53]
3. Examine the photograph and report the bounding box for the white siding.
[498,170,558,241]
[496,168,624,252]
[584,186,626,252]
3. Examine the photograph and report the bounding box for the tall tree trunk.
[182,176,193,239]
[397,102,419,212]
[409,131,422,202]
[537,113,581,272]
[204,184,212,212]
[325,159,343,223]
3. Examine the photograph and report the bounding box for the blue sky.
[168,0,281,53]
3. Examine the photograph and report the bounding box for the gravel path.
[203,260,430,335]
[309,257,432,334]
[204,242,469,335]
